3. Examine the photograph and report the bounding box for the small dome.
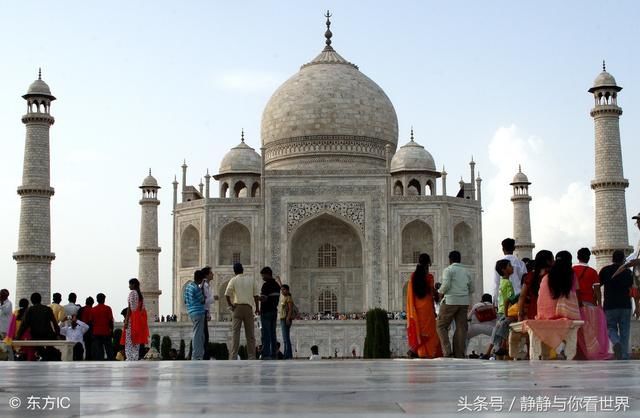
[390,133,436,173]
[588,64,622,93]
[511,166,530,185]
[141,170,159,188]
[27,79,52,96]
[218,136,262,176]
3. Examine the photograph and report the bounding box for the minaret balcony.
[21,113,55,124]
[13,252,56,262]
[590,106,623,117]
[590,179,629,190]
[17,186,55,196]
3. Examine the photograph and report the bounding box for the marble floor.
[1,359,639,417]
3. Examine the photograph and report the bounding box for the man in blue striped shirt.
[184,269,206,360]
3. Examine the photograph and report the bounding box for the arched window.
[401,220,434,264]
[393,180,404,196]
[251,182,260,197]
[180,225,200,268]
[221,182,229,198]
[317,243,337,268]
[234,181,247,198]
[218,222,251,265]
[426,180,434,196]
[318,289,337,313]
[407,179,421,196]
[453,222,474,264]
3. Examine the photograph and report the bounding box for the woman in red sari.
[407,253,442,358]
[121,278,149,361]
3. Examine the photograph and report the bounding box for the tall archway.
[218,222,251,265]
[180,225,200,268]
[401,220,434,264]
[453,222,474,264]
[289,214,363,313]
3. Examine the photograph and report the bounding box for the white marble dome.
[141,173,159,188]
[592,71,617,88]
[218,138,261,175]
[390,135,437,173]
[511,166,530,184]
[26,78,53,97]
[260,39,398,170]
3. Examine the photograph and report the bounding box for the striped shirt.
[184,281,205,316]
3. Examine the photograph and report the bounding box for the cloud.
[212,70,283,93]
[482,125,594,293]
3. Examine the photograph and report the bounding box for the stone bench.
[510,320,584,360]
[11,340,77,361]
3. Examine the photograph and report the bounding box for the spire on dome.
[603,60,606,72]
[241,128,245,142]
[148,168,152,176]
[410,126,414,142]
[38,67,42,80]
[324,10,333,51]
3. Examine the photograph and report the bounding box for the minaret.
[510,165,534,259]
[441,166,447,196]
[13,70,56,303]
[469,157,476,200]
[138,170,162,322]
[589,62,632,268]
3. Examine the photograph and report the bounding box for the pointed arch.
[218,221,251,265]
[401,220,434,264]
[393,180,404,196]
[318,289,338,314]
[251,182,261,197]
[407,179,421,196]
[221,182,229,198]
[180,225,200,268]
[234,181,247,198]
[453,222,474,264]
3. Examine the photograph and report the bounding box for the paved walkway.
[1,359,639,417]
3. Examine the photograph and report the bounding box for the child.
[485,259,516,358]
[309,345,321,360]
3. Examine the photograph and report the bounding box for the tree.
[363,308,391,358]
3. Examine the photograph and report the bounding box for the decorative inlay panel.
[287,202,365,233]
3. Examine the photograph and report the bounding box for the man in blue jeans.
[599,250,634,360]
[184,269,206,360]
[259,267,280,360]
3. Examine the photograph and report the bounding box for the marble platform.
[1,359,639,417]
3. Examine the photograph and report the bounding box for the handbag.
[475,304,497,322]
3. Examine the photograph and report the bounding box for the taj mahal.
[11,13,633,356]
[170,14,484,321]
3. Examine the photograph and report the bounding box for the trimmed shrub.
[178,339,186,360]
[151,334,161,351]
[363,308,391,359]
[161,336,172,360]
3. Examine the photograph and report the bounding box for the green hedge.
[161,336,172,360]
[363,308,391,359]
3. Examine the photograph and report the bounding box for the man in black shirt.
[17,292,60,341]
[599,250,633,360]
[259,266,280,360]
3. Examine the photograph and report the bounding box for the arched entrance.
[289,214,363,314]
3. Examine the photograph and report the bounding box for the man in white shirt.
[492,238,527,305]
[0,289,13,339]
[59,315,90,361]
[64,292,80,318]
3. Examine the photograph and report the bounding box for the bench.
[11,340,77,361]
[510,320,584,360]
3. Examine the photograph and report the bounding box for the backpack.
[475,304,497,322]
[288,300,299,320]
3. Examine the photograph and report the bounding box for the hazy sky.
[1,1,639,312]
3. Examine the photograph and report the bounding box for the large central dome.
[261,16,398,170]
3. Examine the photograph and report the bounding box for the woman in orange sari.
[120,278,150,361]
[407,253,442,358]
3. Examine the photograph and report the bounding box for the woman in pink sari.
[537,251,581,320]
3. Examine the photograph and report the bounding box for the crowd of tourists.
[406,217,640,360]
[184,263,297,360]
[0,278,150,361]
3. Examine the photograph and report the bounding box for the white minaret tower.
[511,165,534,259]
[589,62,632,268]
[138,170,162,322]
[14,70,56,303]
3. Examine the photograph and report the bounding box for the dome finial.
[324,10,333,51]
[241,128,245,142]
[602,60,606,72]
[410,126,414,142]
[518,164,522,173]
[149,168,152,176]
[38,67,42,80]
